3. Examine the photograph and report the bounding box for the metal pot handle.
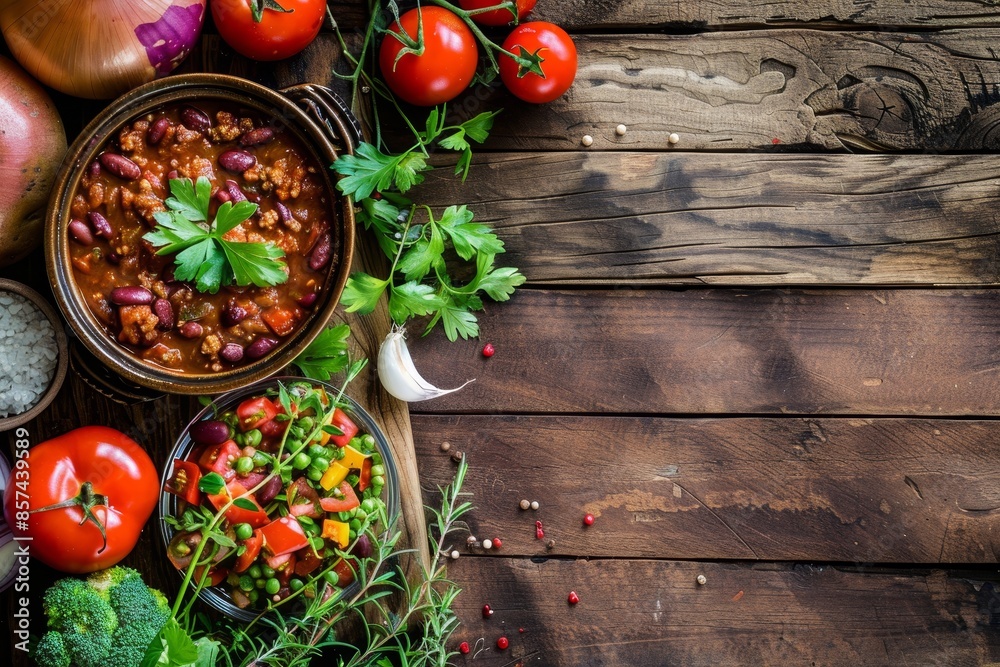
[281,84,363,156]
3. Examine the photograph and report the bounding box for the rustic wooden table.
[6,1,1000,665]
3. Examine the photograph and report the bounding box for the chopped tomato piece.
[287,478,322,518]
[236,396,279,432]
[319,481,360,513]
[294,547,323,576]
[276,553,297,584]
[260,418,289,439]
[233,532,262,573]
[165,459,201,505]
[320,408,358,447]
[207,481,269,528]
[198,440,241,480]
[331,557,355,587]
[193,564,229,587]
[357,458,373,493]
[260,516,309,556]
[261,307,301,337]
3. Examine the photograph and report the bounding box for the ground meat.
[142,343,182,367]
[118,305,159,347]
[87,182,105,209]
[119,120,150,153]
[182,157,215,181]
[201,334,222,356]
[175,126,204,144]
[71,194,89,219]
[130,179,165,224]
[258,209,279,230]
[267,158,307,201]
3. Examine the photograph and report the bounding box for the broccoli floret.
[33,632,71,667]
[32,567,171,667]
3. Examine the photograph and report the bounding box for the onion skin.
[0,0,206,99]
[0,55,66,266]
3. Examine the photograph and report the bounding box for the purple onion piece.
[351,534,372,559]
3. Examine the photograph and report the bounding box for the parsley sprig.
[333,109,525,341]
[144,176,288,294]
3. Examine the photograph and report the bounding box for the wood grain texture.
[445,558,1000,667]
[404,288,1000,417]
[413,416,1000,563]
[447,30,1000,152]
[417,151,1000,286]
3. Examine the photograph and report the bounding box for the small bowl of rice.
[0,279,68,431]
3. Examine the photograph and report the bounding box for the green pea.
[370,475,385,488]
[289,578,304,592]
[236,456,255,475]
[303,522,320,536]
[245,429,262,448]
[361,498,376,513]
[289,425,305,440]
[248,565,262,580]
[311,457,330,471]
[310,536,325,550]
[361,434,376,449]
[233,432,246,447]
[337,511,351,522]
[348,529,357,541]
[370,464,385,478]
[349,518,362,532]
[323,570,339,586]
[346,474,360,486]
[261,565,275,578]
[371,453,383,466]
[292,452,311,470]
[331,448,345,461]
[348,436,363,449]
[254,578,266,589]
[298,416,315,433]
[252,452,270,468]
[354,509,367,522]
[239,576,254,592]
[306,468,323,482]
[248,589,259,603]
[265,578,281,595]
[234,523,253,541]
[308,444,326,458]
[227,572,241,587]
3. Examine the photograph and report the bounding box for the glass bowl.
[158,376,400,621]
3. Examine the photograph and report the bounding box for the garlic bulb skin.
[0,0,207,99]
[378,329,473,402]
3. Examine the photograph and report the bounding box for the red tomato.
[233,532,263,573]
[379,6,479,106]
[356,458,373,493]
[164,459,202,505]
[318,481,360,513]
[459,0,536,26]
[198,440,241,480]
[331,557,356,587]
[211,0,326,61]
[260,515,310,556]
[236,396,279,432]
[499,22,577,103]
[327,408,358,447]
[2,426,158,573]
[207,481,270,528]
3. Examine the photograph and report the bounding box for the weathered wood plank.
[414,416,1000,563]
[445,558,1000,667]
[418,151,1000,286]
[403,289,1000,417]
[444,30,1000,152]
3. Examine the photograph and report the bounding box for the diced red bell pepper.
[260,516,310,557]
[321,408,358,448]
[287,477,322,518]
[207,481,269,528]
[165,459,201,505]
[294,546,323,577]
[261,307,301,337]
[233,532,263,573]
[319,481,360,513]
[236,396,279,432]
[357,458,373,493]
[198,439,241,480]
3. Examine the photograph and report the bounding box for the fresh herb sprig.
[144,176,288,294]
[333,110,525,341]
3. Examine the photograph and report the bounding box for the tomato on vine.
[499,21,577,104]
[212,0,326,61]
[459,0,537,26]
[379,6,479,107]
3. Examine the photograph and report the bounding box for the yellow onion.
[0,0,206,99]
[0,55,66,266]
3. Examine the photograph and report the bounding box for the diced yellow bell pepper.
[320,461,350,491]
[340,445,369,472]
[322,519,350,549]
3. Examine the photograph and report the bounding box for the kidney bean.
[189,419,231,445]
[308,233,331,270]
[220,343,245,363]
[222,301,248,326]
[110,286,155,306]
[296,292,318,308]
[214,188,231,204]
[180,105,212,131]
[224,180,247,203]
[68,219,93,245]
[255,475,282,505]
[218,149,257,173]
[87,211,114,239]
[147,117,171,145]
[153,298,174,330]
[240,127,274,147]
[275,201,293,224]
[245,337,279,360]
[87,160,101,179]
[99,152,142,181]
[177,321,203,339]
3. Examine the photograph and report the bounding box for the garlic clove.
[377,329,473,402]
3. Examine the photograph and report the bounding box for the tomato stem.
[29,481,109,553]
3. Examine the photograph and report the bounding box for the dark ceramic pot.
[45,74,360,395]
